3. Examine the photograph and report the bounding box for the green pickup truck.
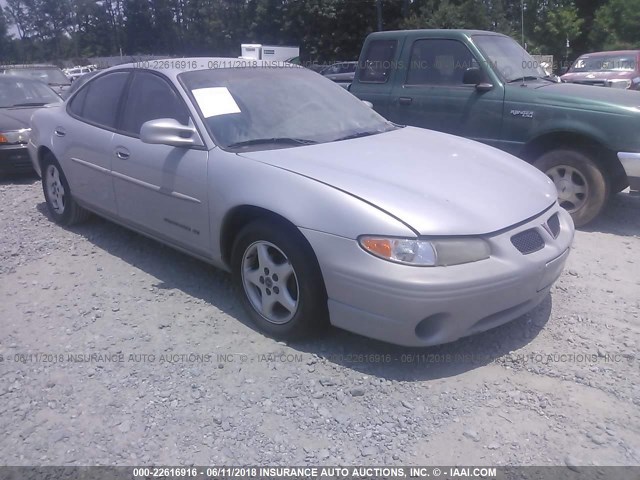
[349,29,640,227]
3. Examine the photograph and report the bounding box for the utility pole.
[376,0,383,31]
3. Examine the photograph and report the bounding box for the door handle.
[398,97,413,106]
[114,148,130,160]
[54,127,66,137]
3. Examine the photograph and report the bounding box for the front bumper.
[0,144,34,174]
[618,152,640,191]
[302,205,574,347]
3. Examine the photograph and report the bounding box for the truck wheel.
[231,218,329,340]
[535,149,609,227]
[41,153,90,226]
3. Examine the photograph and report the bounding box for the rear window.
[358,40,397,83]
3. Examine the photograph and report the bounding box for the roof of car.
[576,50,640,57]
[367,29,506,39]
[109,57,303,79]
[0,64,60,69]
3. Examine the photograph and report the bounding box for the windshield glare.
[180,66,394,149]
[5,68,70,85]
[0,77,62,108]
[569,55,637,72]
[473,35,546,83]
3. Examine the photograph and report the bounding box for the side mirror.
[361,100,373,108]
[140,118,201,148]
[462,67,484,85]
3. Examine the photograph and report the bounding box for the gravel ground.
[1,174,639,467]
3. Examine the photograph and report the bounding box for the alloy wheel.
[241,240,300,324]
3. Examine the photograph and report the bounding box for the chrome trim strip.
[111,170,201,204]
[71,157,110,174]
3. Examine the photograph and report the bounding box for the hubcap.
[241,241,299,324]
[545,165,588,213]
[45,165,66,214]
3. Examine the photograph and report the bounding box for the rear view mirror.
[462,67,484,85]
[140,118,201,148]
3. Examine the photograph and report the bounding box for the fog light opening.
[415,313,450,341]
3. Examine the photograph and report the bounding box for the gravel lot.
[1,174,639,467]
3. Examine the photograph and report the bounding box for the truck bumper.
[618,152,640,191]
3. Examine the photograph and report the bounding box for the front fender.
[208,149,416,264]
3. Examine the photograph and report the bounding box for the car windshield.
[568,55,637,72]
[179,66,395,150]
[0,76,62,108]
[473,34,547,83]
[4,67,71,85]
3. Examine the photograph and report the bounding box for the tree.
[591,0,640,50]
[123,0,155,53]
[531,2,583,64]
[0,9,14,62]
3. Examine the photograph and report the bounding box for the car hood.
[238,127,557,236]
[518,81,640,110]
[0,107,37,130]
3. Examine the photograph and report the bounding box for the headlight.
[359,236,490,267]
[0,128,31,145]
[606,79,632,89]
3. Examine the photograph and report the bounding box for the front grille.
[547,213,560,239]
[511,229,545,254]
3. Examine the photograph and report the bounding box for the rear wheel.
[231,219,328,339]
[535,149,608,227]
[41,154,90,226]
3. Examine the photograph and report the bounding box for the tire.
[535,149,609,227]
[41,153,91,226]
[231,218,329,340]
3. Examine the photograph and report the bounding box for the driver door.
[387,38,505,147]
[111,71,211,255]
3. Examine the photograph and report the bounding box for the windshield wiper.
[507,75,558,84]
[507,75,542,83]
[332,130,383,142]
[10,102,48,107]
[226,137,318,149]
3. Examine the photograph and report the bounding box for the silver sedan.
[28,58,574,346]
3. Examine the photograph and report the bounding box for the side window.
[407,39,478,86]
[79,72,129,128]
[358,39,397,83]
[121,72,190,136]
[68,85,89,117]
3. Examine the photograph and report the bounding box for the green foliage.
[591,0,640,50]
[0,0,637,65]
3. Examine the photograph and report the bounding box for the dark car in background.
[0,64,72,96]
[561,50,640,90]
[319,61,358,84]
[0,75,62,175]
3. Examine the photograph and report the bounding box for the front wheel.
[535,149,609,227]
[231,219,329,339]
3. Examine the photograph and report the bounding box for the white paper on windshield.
[192,87,241,118]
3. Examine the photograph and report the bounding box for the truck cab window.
[358,40,397,83]
[407,39,477,86]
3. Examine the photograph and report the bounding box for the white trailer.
[240,44,300,62]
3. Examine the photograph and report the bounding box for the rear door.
[110,71,211,255]
[57,71,130,215]
[387,38,504,145]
